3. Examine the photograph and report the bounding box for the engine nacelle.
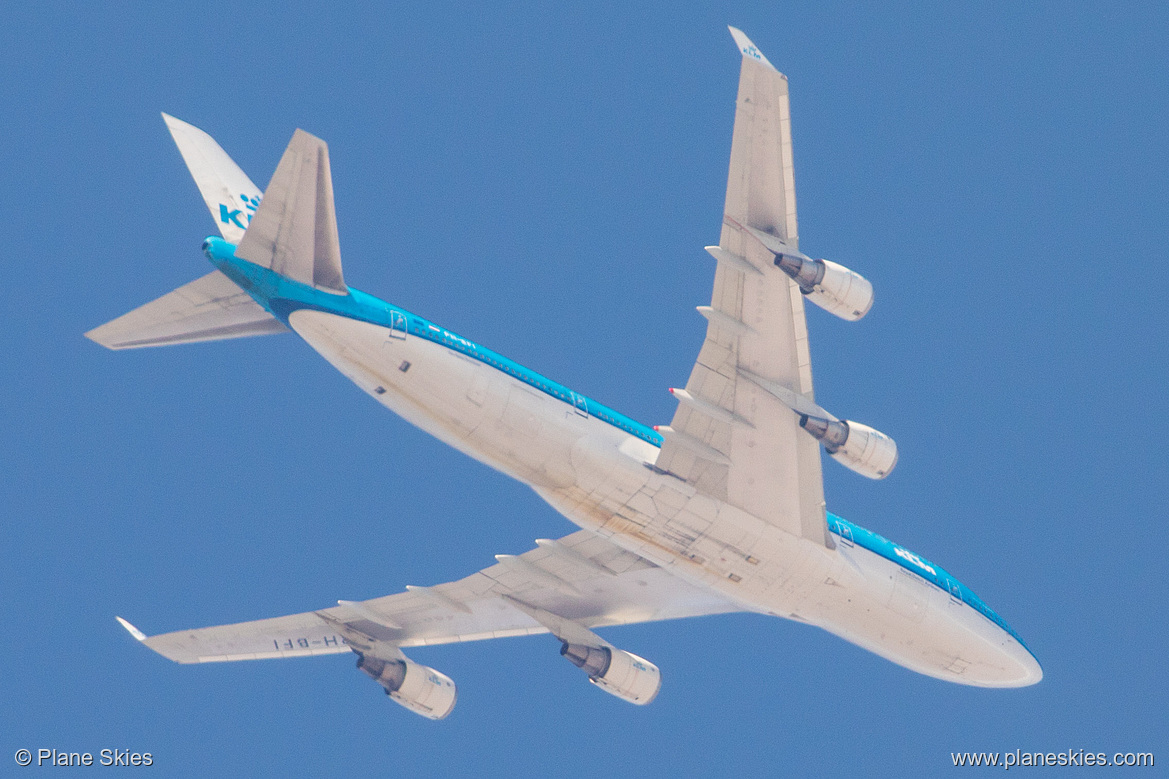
[800,416,898,479]
[560,643,661,705]
[356,653,457,720]
[774,253,873,321]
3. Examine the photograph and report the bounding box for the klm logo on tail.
[219,194,261,230]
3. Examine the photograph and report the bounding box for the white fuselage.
[289,309,1040,688]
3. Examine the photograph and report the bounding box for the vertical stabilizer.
[162,113,263,244]
[234,129,347,295]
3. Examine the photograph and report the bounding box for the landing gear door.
[388,310,408,339]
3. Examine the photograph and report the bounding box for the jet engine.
[560,643,661,705]
[800,416,898,479]
[773,252,873,321]
[356,652,457,720]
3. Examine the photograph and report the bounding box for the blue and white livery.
[90,28,1040,720]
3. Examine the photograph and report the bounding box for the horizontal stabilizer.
[235,129,347,295]
[86,270,287,350]
[163,114,262,244]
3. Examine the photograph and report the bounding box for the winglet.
[115,616,147,642]
[728,26,778,72]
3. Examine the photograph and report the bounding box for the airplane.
[90,27,1041,720]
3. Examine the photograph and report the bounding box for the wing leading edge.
[655,27,830,547]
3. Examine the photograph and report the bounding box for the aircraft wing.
[654,27,830,547]
[120,531,741,663]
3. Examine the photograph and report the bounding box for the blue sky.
[3,1,1166,775]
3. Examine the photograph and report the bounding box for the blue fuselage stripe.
[206,238,662,448]
[826,515,1032,654]
[205,237,1034,661]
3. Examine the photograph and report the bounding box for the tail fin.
[162,114,263,244]
[234,129,347,295]
[86,120,345,350]
[86,116,288,350]
[85,270,287,349]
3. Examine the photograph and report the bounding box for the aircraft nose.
[1016,647,1044,686]
[995,640,1043,688]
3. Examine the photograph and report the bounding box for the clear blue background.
[3,2,1165,775]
